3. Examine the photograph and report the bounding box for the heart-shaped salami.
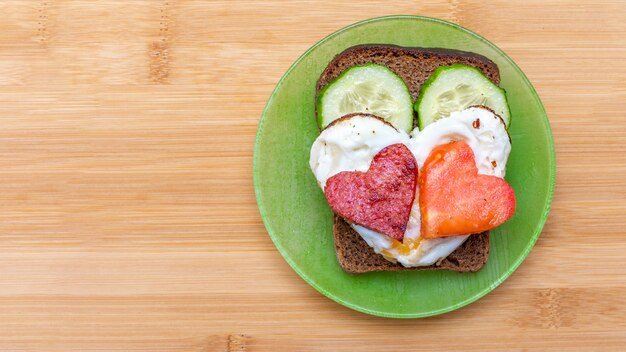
[419,141,516,239]
[324,143,417,240]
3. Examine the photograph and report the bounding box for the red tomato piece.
[419,141,516,239]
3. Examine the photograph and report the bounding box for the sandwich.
[309,45,516,274]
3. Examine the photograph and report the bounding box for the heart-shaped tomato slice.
[419,140,516,239]
[324,143,417,240]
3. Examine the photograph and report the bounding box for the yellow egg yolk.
[381,236,422,258]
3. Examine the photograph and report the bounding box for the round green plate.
[253,16,555,318]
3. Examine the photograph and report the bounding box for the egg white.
[309,107,511,267]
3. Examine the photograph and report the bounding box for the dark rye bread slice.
[334,215,490,273]
[317,44,500,274]
[317,44,500,102]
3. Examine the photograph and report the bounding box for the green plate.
[253,16,555,318]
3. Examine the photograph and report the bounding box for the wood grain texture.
[0,0,624,351]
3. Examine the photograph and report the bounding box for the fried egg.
[309,106,511,267]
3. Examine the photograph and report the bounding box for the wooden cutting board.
[0,1,624,351]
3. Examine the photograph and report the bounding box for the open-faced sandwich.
[309,45,516,273]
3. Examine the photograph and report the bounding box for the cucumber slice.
[415,64,510,129]
[317,64,413,132]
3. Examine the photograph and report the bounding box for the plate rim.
[253,15,556,318]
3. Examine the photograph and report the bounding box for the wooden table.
[0,1,624,351]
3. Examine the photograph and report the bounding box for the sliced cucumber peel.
[415,64,511,129]
[317,64,413,133]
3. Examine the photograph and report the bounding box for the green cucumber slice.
[415,64,510,129]
[317,64,413,132]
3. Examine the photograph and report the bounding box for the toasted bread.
[316,45,500,274]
